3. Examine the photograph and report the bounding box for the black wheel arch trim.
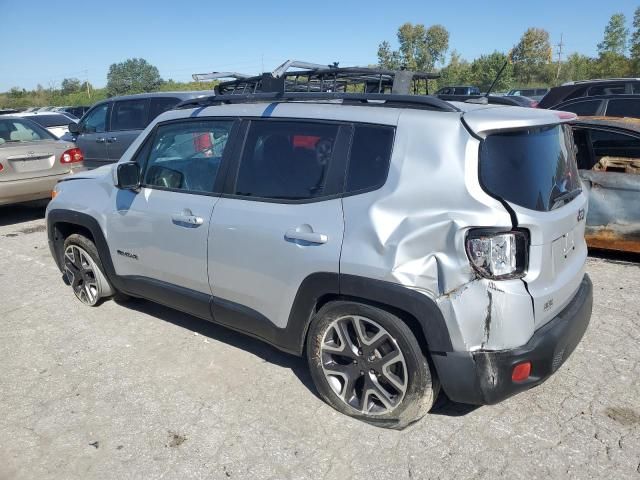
[48,209,453,356]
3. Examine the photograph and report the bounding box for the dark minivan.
[67,92,213,168]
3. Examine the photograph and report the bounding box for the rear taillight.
[0,163,3,173]
[531,101,539,108]
[465,229,529,280]
[61,148,83,164]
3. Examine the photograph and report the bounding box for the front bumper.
[432,274,593,405]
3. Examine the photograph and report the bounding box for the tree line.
[2,9,639,108]
[378,9,640,92]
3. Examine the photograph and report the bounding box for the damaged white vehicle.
[46,88,593,429]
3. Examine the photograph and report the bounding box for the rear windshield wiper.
[551,188,582,210]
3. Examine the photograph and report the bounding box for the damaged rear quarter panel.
[340,109,532,351]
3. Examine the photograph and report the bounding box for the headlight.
[465,229,528,280]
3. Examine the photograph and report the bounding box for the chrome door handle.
[285,228,328,244]
[172,209,204,227]
[107,137,117,143]
[96,137,106,143]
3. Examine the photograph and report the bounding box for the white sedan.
[11,112,78,139]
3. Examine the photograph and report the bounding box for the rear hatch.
[465,106,587,329]
[0,117,76,182]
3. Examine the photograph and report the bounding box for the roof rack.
[174,91,459,113]
[193,59,439,96]
[436,94,523,106]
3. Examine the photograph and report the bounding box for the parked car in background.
[62,106,91,119]
[502,95,539,108]
[436,94,523,106]
[506,87,549,101]
[0,116,84,205]
[435,86,481,95]
[13,112,78,138]
[539,78,640,109]
[66,91,212,168]
[571,117,640,253]
[550,94,640,119]
[47,89,592,428]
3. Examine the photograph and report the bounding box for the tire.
[306,301,439,429]
[62,234,114,306]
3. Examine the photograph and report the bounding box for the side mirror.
[116,162,141,190]
[68,122,80,134]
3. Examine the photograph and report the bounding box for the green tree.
[511,28,552,85]
[106,58,163,96]
[595,52,631,77]
[630,8,640,74]
[559,53,596,83]
[437,50,472,88]
[598,13,628,56]
[377,23,449,71]
[61,78,82,95]
[469,51,514,91]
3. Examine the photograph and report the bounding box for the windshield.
[0,118,56,144]
[480,125,581,211]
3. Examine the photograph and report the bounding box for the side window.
[346,125,394,193]
[82,103,109,133]
[111,99,149,131]
[587,83,626,96]
[605,99,640,118]
[234,121,340,200]
[143,120,233,193]
[590,129,640,161]
[149,97,180,122]
[558,100,601,116]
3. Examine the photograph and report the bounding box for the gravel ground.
[0,204,638,480]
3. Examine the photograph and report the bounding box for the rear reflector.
[512,362,531,382]
[61,147,84,164]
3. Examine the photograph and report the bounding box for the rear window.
[26,114,71,128]
[605,98,640,118]
[480,125,580,211]
[0,118,55,144]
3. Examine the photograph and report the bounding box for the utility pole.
[555,34,565,83]
[84,69,91,99]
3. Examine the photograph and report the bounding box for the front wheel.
[62,234,114,306]
[306,301,439,429]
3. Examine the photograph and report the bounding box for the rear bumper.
[0,170,84,206]
[433,274,593,405]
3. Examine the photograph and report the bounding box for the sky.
[1,0,638,92]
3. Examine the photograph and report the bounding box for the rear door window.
[149,97,181,122]
[234,121,340,200]
[346,125,394,193]
[604,99,640,118]
[111,99,149,131]
[480,125,581,211]
[558,100,601,116]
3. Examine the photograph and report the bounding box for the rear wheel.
[62,234,114,306]
[306,301,439,429]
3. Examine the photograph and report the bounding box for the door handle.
[96,137,106,143]
[285,228,328,244]
[107,137,117,143]
[171,209,204,227]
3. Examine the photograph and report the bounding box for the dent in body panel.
[340,109,517,351]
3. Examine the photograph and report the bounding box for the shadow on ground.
[0,203,47,227]
[116,296,481,418]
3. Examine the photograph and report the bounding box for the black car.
[435,86,481,95]
[538,78,640,109]
[550,94,640,118]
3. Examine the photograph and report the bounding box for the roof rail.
[436,94,523,106]
[174,92,460,112]
[195,60,440,96]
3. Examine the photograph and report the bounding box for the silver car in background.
[0,116,84,206]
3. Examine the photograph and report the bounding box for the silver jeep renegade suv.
[46,92,593,429]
